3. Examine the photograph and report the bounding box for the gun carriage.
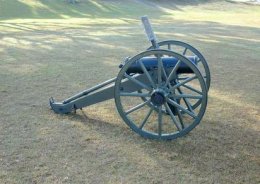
[50,17,210,140]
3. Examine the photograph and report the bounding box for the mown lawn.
[0,0,259,183]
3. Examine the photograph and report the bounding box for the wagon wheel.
[114,49,208,140]
[148,40,210,90]
[147,40,210,110]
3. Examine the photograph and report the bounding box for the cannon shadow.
[65,91,259,183]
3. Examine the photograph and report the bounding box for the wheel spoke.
[126,100,151,115]
[162,65,168,81]
[176,108,185,129]
[176,87,195,115]
[182,48,188,55]
[182,84,203,95]
[164,103,182,131]
[165,60,181,86]
[167,98,196,118]
[167,43,171,50]
[173,94,202,99]
[170,76,197,91]
[169,89,186,129]
[177,77,188,80]
[158,106,162,136]
[139,60,156,88]
[120,92,151,97]
[157,55,163,85]
[124,73,152,91]
[139,108,153,129]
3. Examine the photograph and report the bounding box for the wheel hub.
[151,90,165,106]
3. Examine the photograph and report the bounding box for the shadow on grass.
[0,0,162,20]
[65,95,259,183]
[0,0,224,20]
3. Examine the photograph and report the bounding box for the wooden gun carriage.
[50,16,210,140]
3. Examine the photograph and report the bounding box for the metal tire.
[114,49,208,140]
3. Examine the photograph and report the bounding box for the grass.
[0,0,259,183]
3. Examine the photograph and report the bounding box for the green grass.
[0,0,259,183]
[1,0,259,25]
[0,0,174,19]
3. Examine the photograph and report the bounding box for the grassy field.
[0,0,259,183]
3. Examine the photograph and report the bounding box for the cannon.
[50,16,211,140]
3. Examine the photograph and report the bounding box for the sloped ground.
[0,0,259,183]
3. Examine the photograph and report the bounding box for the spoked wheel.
[148,40,210,110]
[114,49,208,140]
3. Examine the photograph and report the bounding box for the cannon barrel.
[127,56,198,74]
